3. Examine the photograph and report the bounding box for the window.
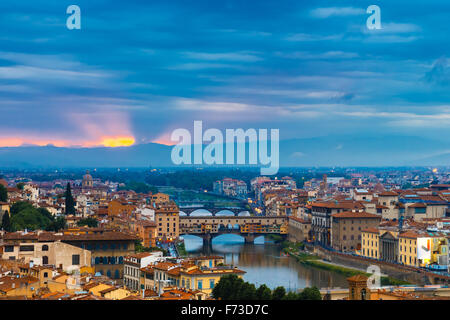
[4,245,14,252]
[42,256,49,265]
[42,245,49,251]
[197,280,203,290]
[72,254,80,265]
[19,245,34,252]
[210,279,215,289]
[414,208,426,214]
[361,289,367,300]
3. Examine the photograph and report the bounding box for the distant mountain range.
[0,135,449,168]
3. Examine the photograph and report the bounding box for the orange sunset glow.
[0,136,136,148]
[99,136,136,147]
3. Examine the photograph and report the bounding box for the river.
[182,233,349,291]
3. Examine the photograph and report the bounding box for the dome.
[83,170,93,181]
[82,170,94,188]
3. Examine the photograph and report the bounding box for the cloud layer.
[0,0,449,151]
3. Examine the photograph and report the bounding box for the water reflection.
[183,234,349,291]
[215,210,235,216]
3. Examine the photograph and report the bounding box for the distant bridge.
[179,206,251,216]
[179,215,288,245]
[177,200,253,216]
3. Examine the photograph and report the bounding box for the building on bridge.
[179,216,288,245]
[154,201,180,243]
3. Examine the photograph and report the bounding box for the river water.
[182,234,349,291]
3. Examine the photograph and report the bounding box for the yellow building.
[359,227,448,269]
[98,287,134,300]
[151,193,170,204]
[86,283,113,297]
[155,201,180,242]
[398,231,419,267]
[360,227,380,259]
[0,276,40,298]
[152,257,245,296]
[178,265,246,295]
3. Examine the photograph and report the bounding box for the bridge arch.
[190,209,213,216]
[215,210,235,216]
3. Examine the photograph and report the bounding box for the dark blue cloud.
[0,0,449,147]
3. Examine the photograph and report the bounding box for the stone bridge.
[179,215,288,245]
[179,206,251,216]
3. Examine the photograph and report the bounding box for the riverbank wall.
[307,244,450,286]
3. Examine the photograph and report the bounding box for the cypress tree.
[65,183,76,215]
[0,184,7,202]
[1,210,11,231]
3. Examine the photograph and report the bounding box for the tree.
[272,286,286,300]
[46,216,67,232]
[118,181,158,194]
[11,207,53,231]
[284,291,300,300]
[212,274,246,300]
[10,201,34,216]
[16,182,25,190]
[0,184,7,202]
[298,286,322,300]
[239,282,257,300]
[1,211,11,231]
[8,201,63,232]
[64,183,76,215]
[77,217,98,228]
[256,284,272,300]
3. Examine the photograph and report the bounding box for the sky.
[0,0,449,149]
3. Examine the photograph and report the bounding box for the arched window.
[115,269,120,279]
[95,257,100,264]
[118,256,124,264]
[361,289,367,300]
[42,245,49,251]
[106,270,111,278]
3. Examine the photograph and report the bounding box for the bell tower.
[347,275,370,300]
